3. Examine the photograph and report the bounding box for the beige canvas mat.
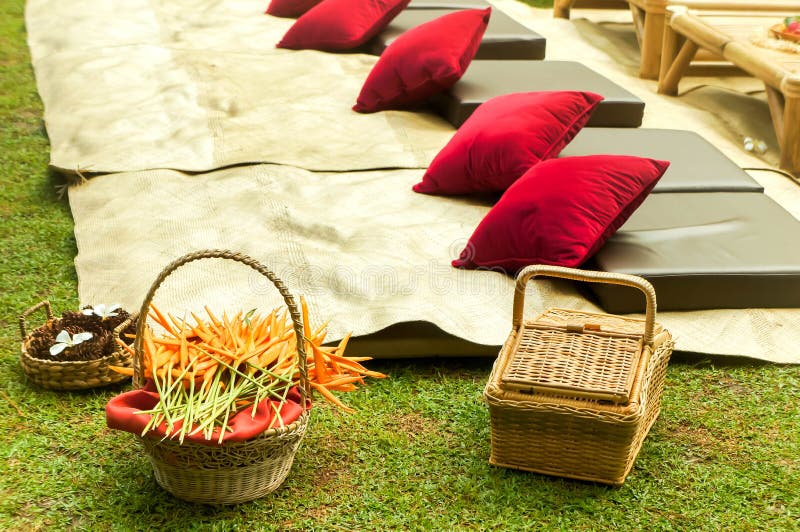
[26,0,453,174]
[26,0,795,184]
[69,165,800,363]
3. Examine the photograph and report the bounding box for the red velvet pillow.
[266,0,323,18]
[353,8,491,113]
[277,0,410,51]
[452,155,670,272]
[413,91,604,195]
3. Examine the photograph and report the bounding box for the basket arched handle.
[112,312,138,357]
[131,249,309,404]
[19,300,53,341]
[513,265,657,346]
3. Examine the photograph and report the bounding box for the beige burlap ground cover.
[26,0,800,362]
[69,164,800,363]
[26,0,453,173]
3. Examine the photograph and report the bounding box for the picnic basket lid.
[499,265,658,404]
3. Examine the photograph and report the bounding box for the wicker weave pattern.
[125,249,311,504]
[501,326,642,403]
[21,341,131,390]
[535,308,660,336]
[485,265,673,486]
[140,412,309,505]
[19,301,132,391]
[486,330,673,485]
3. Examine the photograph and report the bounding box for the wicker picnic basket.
[19,301,133,390]
[483,265,674,486]
[118,249,310,505]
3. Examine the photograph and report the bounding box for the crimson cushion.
[266,0,322,18]
[277,0,410,51]
[452,155,670,272]
[413,91,604,195]
[353,8,491,113]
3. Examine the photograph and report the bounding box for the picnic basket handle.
[130,249,310,403]
[19,300,54,341]
[513,265,657,346]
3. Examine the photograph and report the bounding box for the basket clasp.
[566,321,603,333]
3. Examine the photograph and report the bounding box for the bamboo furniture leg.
[765,86,785,152]
[767,86,800,175]
[628,2,668,79]
[657,24,698,95]
[629,3,644,48]
[639,11,665,79]
[554,0,577,18]
[555,0,629,20]
[772,84,800,175]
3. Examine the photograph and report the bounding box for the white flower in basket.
[50,330,94,356]
[82,303,121,319]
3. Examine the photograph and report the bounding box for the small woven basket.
[122,249,311,505]
[19,301,133,391]
[484,265,674,486]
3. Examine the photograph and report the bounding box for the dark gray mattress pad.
[431,60,645,127]
[367,8,547,60]
[562,128,763,193]
[588,192,800,313]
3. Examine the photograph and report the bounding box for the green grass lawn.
[1,0,799,530]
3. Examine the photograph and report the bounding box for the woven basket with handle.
[118,249,311,505]
[484,265,674,486]
[19,301,133,390]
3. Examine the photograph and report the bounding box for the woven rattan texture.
[140,412,309,505]
[21,340,131,390]
[18,301,132,391]
[127,249,311,504]
[485,328,673,486]
[500,325,642,403]
[534,308,659,336]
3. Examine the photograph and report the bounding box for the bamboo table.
[658,2,800,175]
[555,0,799,79]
